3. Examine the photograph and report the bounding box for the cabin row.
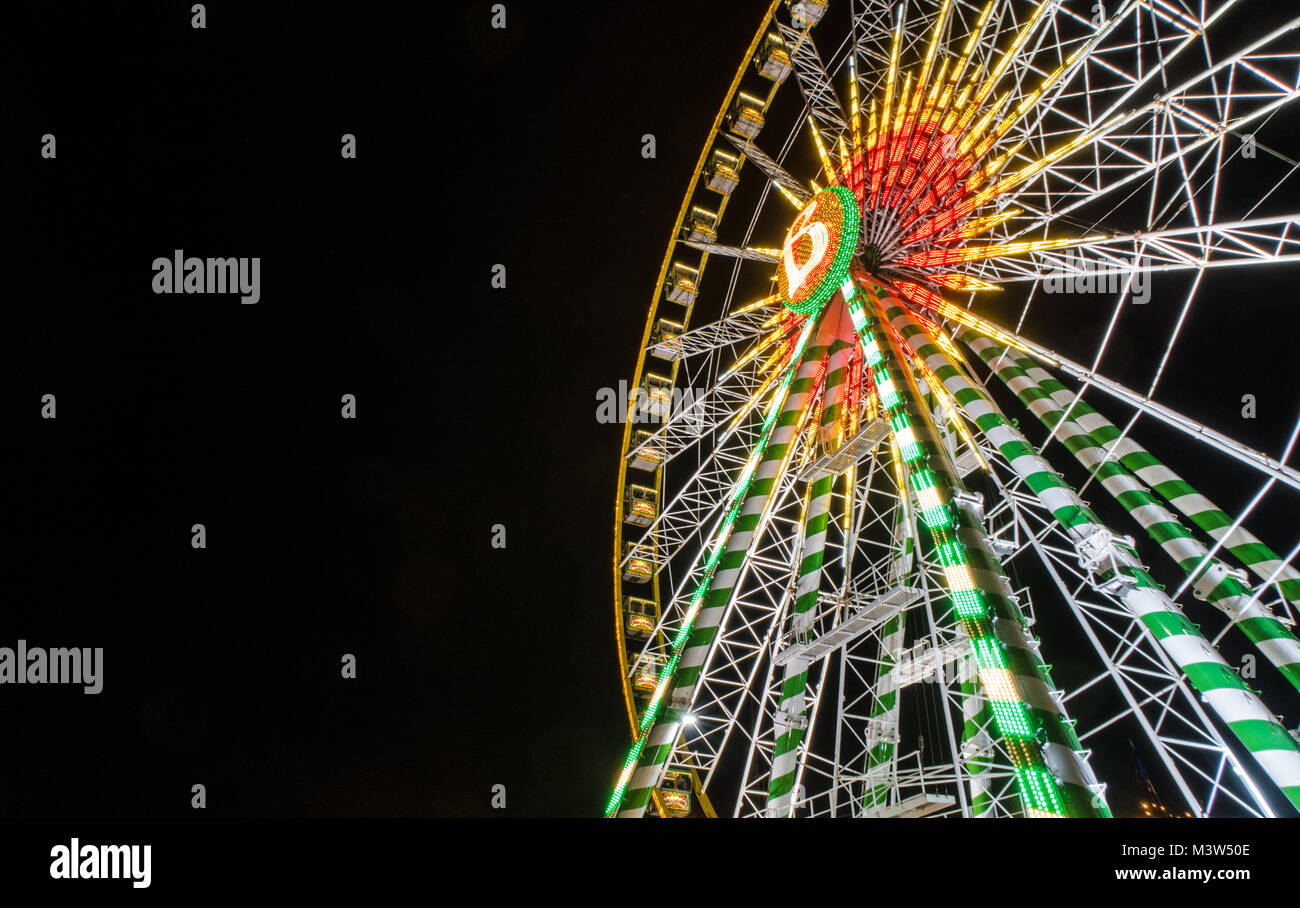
[640,1,828,414]
[616,1,829,818]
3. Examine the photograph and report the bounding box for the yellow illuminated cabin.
[658,771,693,816]
[633,655,664,694]
[755,33,792,82]
[622,541,656,583]
[623,484,659,526]
[663,261,699,306]
[638,373,673,420]
[680,206,718,243]
[727,91,767,140]
[788,0,827,29]
[624,596,657,638]
[705,149,740,196]
[651,318,684,357]
[627,430,665,472]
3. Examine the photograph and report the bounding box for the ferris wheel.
[608,0,1300,818]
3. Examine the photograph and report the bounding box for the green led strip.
[843,277,1073,817]
[605,308,825,817]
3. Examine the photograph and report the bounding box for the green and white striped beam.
[946,328,1300,812]
[607,313,827,817]
[895,310,1297,813]
[961,675,998,817]
[767,338,852,817]
[851,280,1108,817]
[863,496,912,812]
[1027,365,1300,609]
[985,349,1300,693]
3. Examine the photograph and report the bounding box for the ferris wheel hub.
[861,243,883,275]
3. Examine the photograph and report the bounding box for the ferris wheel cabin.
[787,0,827,29]
[727,91,767,140]
[681,206,719,243]
[627,430,665,472]
[754,33,792,83]
[621,542,656,583]
[663,261,699,307]
[704,149,740,196]
[623,484,659,527]
[624,596,657,638]
[636,373,673,421]
[657,771,694,816]
[651,318,684,357]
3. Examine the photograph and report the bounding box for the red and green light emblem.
[778,185,860,315]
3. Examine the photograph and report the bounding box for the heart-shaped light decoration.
[777,186,860,315]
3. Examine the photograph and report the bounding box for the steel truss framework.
[609,0,1300,819]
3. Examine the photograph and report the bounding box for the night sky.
[0,0,1296,820]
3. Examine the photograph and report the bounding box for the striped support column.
[927,370,1003,815]
[918,376,959,464]
[611,326,831,817]
[1000,356,1300,692]
[1021,371,1300,609]
[960,676,997,816]
[851,282,1107,817]
[955,330,1300,811]
[925,377,1003,817]
[862,501,912,812]
[767,338,854,816]
[907,315,1300,812]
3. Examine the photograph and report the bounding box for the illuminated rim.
[778,185,859,315]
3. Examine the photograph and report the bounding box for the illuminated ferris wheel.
[608,0,1300,818]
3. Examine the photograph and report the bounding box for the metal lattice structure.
[609,0,1300,818]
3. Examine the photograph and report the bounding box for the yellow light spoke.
[808,117,840,186]
[898,234,1101,269]
[774,181,805,209]
[734,293,782,315]
[934,209,1021,244]
[894,280,1056,364]
[929,273,1001,292]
